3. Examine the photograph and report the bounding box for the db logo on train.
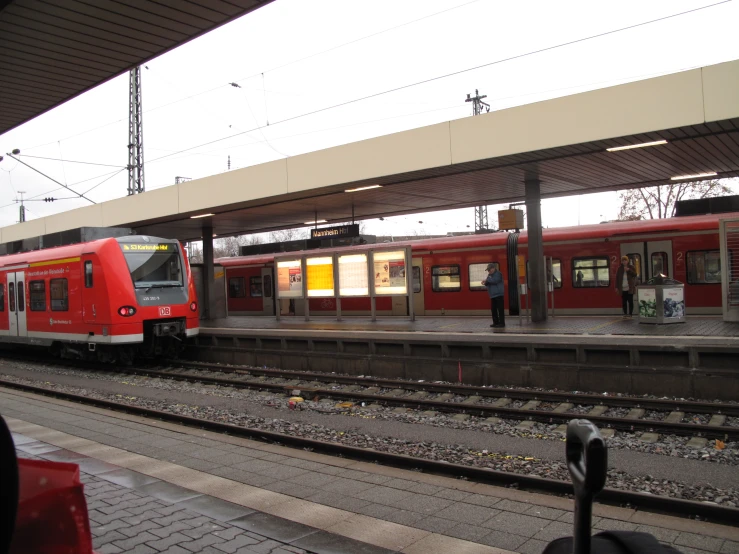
[159,307,171,316]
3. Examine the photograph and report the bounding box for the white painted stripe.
[186,328,200,337]
[0,330,143,344]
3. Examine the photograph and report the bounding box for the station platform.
[2,387,738,554]
[202,315,739,339]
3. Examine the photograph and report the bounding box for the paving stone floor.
[3,389,738,554]
[15,446,393,554]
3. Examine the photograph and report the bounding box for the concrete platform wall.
[187,333,739,401]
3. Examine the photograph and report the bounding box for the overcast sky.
[1,0,739,237]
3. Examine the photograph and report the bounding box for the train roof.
[215,211,738,267]
[0,235,180,267]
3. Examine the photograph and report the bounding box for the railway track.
[1,376,737,527]
[129,360,739,441]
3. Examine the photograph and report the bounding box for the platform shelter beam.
[525,178,547,322]
[202,226,215,320]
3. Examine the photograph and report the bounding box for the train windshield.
[119,242,184,289]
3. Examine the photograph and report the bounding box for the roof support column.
[525,177,547,322]
[202,225,216,320]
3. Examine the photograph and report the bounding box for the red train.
[218,213,734,317]
[0,235,199,362]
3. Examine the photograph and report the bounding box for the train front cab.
[112,237,199,359]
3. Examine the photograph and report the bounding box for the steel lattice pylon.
[475,205,488,232]
[466,89,490,232]
[128,67,145,195]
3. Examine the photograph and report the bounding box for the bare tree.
[212,234,264,258]
[617,180,733,220]
[187,243,203,263]
[269,228,308,242]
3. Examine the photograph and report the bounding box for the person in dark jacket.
[482,263,505,327]
[615,255,638,317]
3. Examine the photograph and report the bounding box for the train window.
[30,281,46,311]
[624,254,642,281]
[17,282,25,311]
[0,284,3,312]
[50,279,69,311]
[469,263,498,291]
[412,266,421,293]
[229,277,246,298]
[651,252,669,278]
[572,257,610,288]
[84,261,93,288]
[549,259,562,289]
[250,276,263,297]
[9,283,15,312]
[687,250,721,284]
[432,265,461,292]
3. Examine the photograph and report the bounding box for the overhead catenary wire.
[16,0,481,155]
[5,153,95,204]
[146,0,730,166]
[83,168,127,195]
[15,154,126,168]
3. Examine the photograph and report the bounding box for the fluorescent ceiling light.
[670,172,717,181]
[190,213,214,219]
[305,219,327,224]
[606,140,667,152]
[345,184,382,193]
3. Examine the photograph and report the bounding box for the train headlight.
[118,306,136,317]
[190,302,197,312]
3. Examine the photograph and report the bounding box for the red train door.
[82,257,96,324]
[7,272,27,337]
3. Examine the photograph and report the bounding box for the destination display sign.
[310,224,359,240]
[121,243,177,252]
[498,209,524,231]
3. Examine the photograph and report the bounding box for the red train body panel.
[218,213,734,317]
[0,236,199,361]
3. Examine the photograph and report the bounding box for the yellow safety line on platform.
[584,317,624,333]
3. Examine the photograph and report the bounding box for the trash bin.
[637,275,685,324]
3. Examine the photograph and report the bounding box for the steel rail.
[176,359,739,417]
[130,366,739,440]
[1,378,737,527]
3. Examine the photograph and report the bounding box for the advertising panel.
[338,254,368,296]
[373,250,407,295]
[638,288,657,318]
[306,256,335,297]
[276,259,303,298]
[663,287,685,318]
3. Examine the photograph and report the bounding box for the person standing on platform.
[482,263,505,328]
[615,255,637,317]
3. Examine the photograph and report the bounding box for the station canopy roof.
[1,58,738,244]
[0,0,274,136]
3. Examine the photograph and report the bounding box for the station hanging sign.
[310,224,360,240]
[498,209,524,231]
[276,259,303,298]
[373,250,407,295]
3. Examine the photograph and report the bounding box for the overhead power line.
[6,152,96,204]
[147,0,729,166]
[15,154,125,168]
